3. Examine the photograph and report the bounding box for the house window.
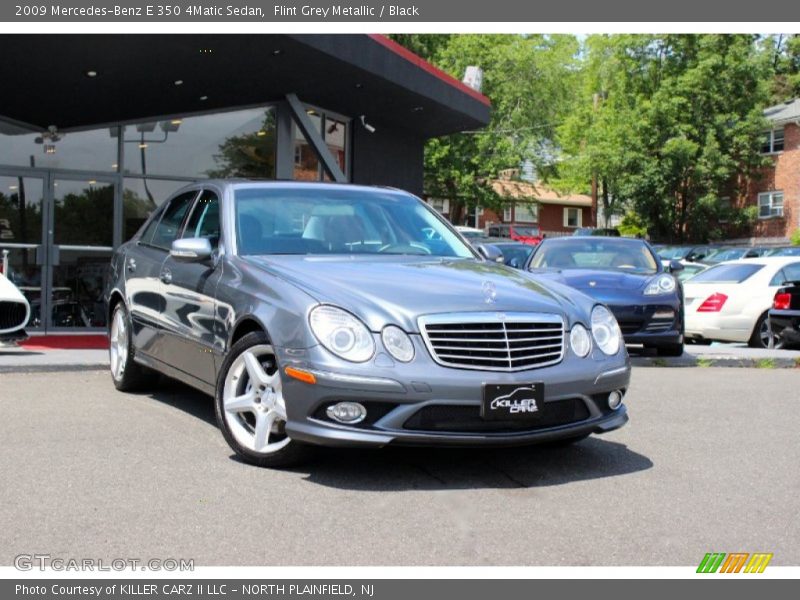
[761,128,785,154]
[429,198,450,215]
[503,205,513,221]
[718,197,731,224]
[515,203,538,223]
[758,192,784,219]
[563,207,582,228]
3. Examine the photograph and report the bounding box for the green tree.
[392,34,580,223]
[558,35,770,242]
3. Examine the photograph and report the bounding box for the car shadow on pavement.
[140,378,653,491]
[141,376,218,427]
[291,440,653,491]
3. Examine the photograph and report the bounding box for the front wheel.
[214,331,313,468]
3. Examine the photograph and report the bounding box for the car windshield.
[497,244,534,265]
[234,187,475,258]
[705,248,745,263]
[513,226,540,237]
[768,247,800,257]
[657,246,690,260]
[529,239,659,274]
[688,263,764,284]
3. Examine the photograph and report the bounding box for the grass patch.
[696,358,714,368]
[756,358,777,369]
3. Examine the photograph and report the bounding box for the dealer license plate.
[481,383,545,420]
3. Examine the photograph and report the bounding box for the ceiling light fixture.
[199,95,208,101]
[174,80,184,86]
[85,70,98,78]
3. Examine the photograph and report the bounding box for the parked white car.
[0,271,31,343]
[684,257,800,348]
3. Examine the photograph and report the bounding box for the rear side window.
[690,263,764,284]
[144,191,197,250]
[771,262,800,286]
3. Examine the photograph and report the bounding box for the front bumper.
[276,337,631,448]
[608,302,683,347]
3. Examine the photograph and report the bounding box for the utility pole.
[590,92,600,227]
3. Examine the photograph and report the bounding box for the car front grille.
[418,312,564,371]
[0,301,28,331]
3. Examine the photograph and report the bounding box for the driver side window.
[183,190,221,249]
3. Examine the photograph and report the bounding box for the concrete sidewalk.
[630,342,800,368]
[2,341,799,372]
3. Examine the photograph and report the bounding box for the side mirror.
[509,257,521,269]
[476,243,504,263]
[171,237,213,262]
[668,260,685,273]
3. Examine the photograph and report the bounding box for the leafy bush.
[791,228,800,246]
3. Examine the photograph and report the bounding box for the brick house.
[736,98,800,242]
[478,178,594,236]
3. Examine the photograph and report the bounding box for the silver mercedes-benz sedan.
[105,181,630,467]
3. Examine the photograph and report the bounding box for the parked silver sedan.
[105,181,630,467]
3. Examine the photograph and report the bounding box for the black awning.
[0,34,490,138]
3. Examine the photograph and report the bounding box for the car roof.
[721,256,800,266]
[201,179,411,195]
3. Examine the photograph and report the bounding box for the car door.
[159,188,223,385]
[126,190,198,361]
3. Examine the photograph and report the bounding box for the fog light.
[326,402,367,424]
[608,390,623,410]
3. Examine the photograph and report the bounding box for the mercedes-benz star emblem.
[482,281,497,304]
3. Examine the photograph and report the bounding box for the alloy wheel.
[222,345,290,454]
[109,308,128,381]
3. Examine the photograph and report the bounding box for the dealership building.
[0,34,490,335]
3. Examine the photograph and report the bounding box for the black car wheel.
[215,331,314,468]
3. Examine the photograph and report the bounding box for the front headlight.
[591,305,621,355]
[569,324,592,358]
[644,274,677,295]
[381,325,415,363]
[309,305,375,362]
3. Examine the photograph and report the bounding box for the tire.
[214,331,313,468]
[748,313,784,349]
[109,302,157,392]
[656,343,684,357]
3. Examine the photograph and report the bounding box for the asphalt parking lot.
[0,367,798,566]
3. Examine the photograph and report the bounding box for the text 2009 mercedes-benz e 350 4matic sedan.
[104,182,630,467]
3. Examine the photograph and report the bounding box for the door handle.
[160,268,172,284]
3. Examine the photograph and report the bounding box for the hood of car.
[531,268,652,291]
[244,256,591,332]
[0,273,29,305]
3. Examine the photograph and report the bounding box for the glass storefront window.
[0,126,118,172]
[53,179,114,247]
[293,110,322,181]
[122,106,276,180]
[324,116,348,175]
[123,178,193,242]
[0,175,43,245]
